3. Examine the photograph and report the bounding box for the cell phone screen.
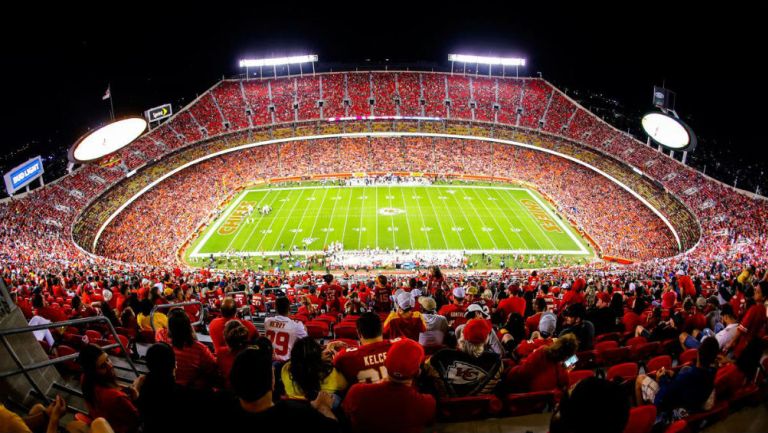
[564,354,578,368]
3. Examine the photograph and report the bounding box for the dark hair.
[503,313,526,349]
[698,336,719,367]
[720,303,735,318]
[430,266,443,280]
[535,297,547,312]
[231,347,273,402]
[551,377,629,433]
[288,337,332,400]
[220,297,236,318]
[32,293,43,309]
[275,297,290,315]
[564,303,586,320]
[138,299,153,316]
[608,293,623,316]
[167,308,195,349]
[323,274,334,284]
[146,342,176,378]
[376,275,387,287]
[78,344,110,404]
[356,312,383,339]
[224,320,249,352]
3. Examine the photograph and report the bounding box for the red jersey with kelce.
[333,339,399,384]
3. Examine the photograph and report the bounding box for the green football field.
[186,183,591,262]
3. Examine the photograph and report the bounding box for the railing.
[0,278,15,316]
[0,316,140,404]
[149,300,205,332]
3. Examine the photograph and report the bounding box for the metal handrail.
[0,315,140,404]
[149,300,204,332]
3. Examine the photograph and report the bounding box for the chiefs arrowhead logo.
[445,361,487,385]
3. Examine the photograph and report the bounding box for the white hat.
[464,303,489,318]
[396,291,414,310]
[102,289,113,302]
[452,287,466,299]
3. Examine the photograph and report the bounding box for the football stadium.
[1,6,767,433]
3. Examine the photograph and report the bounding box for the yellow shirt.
[0,404,32,433]
[280,362,348,400]
[137,311,168,330]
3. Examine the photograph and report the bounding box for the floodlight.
[448,54,526,66]
[69,117,147,163]
[641,112,696,151]
[239,55,318,68]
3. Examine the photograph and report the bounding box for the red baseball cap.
[385,339,425,381]
[463,318,492,344]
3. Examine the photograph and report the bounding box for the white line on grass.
[503,189,556,250]
[305,187,331,249]
[485,189,532,249]
[192,190,249,256]
[258,188,306,252]
[398,186,415,249]
[425,186,466,250]
[524,189,588,254]
[449,189,485,249]
[467,187,514,248]
[340,188,355,249]
[322,190,343,247]
[230,190,276,252]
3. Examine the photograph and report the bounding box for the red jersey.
[383,311,426,341]
[343,381,435,433]
[438,303,467,329]
[334,339,396,384]
[319,284,343,312]
[250,293,265,313]
[662,290,677,309]
[374,286,392,312]
[497,297,526,319]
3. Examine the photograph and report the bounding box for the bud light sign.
[4,156,44,195]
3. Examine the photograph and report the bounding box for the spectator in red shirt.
[497,285,526,321]
[208,297,258,354]
[373,275,392,312]
[319,274,344,313]
[661,283,677,309]
[334,312,394,384]
[525,298,548,336]
[343,339,435,433]
[438,287,468,329]
[217,320,250,389]
[733,282,766,358]
[31,293,66,323]
[503,333,578,393]
[677,271,696,299]
[383,292,426,341]
[78,344,140,433]
[167,308,219,389]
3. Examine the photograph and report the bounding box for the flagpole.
[109,87,115,121]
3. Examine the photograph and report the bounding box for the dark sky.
[1,2,764,175]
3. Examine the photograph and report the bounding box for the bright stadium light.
[239,55,318,68]
[69,117,147,163]
[448,54,526,66]
[641,112,696,151]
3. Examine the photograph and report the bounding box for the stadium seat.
[574,350,599,370]
[333,323,359,340]
[437,395,503,421]
[594,340,619,352]
[598,346,631,367]
[606,362,639,383]
[305,321,330,339]
[595,332,622,343]
[625,336,648,348]
[567,369,595,386]
[84,329,102,342]
[623,405,657,433]
[681,401,729,430]
[503,390,558,416]
[714,364,745,401]
[55,345,80,373]
[664,420,688,433]
[678,349,698,367]
[645,355,672,376]
[631,342,660,362]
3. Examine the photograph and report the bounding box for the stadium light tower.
[239,54,319,80]
[448,54,526,78]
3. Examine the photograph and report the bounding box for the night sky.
[2,2,764,189]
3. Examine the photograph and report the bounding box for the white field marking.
[322,190,342,247]
[352,227,367,232]
[306,187,330,247]
[524,188,588,254]
[424,186,458,249]
[375,186,379,248]
[412,195,422,199]
[339,188,355,248]
[411,186,433,250]
[236,190,282,252]
[306,196,316,201]
[398,186,415,249]
[387,226,399,232]
[258,188,306,251]
[94,133,680,253]
[467,187,515,248]
[452,227,464,232]
[503,189,553,250]
[289,229,303,233]
[357,189,367,248]
[437,196,448,200]
[192,189,247,256]
[286,188,322,249]
[421,227,433,231]
[191,248,590,259]
[485,188,531,249]
[448,188,485,249]
[461,188,504,250]
[457,187,499,250]
[385,195,395,200]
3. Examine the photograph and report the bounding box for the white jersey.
[263,315,308,361]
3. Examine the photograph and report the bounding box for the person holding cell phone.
[501,333,579,394]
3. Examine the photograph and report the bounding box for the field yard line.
[411,186,433,249]
[286,188,323,249]
[386,186,398,248]
[306,187,331,248]
[233,190,279,252]
[495,189,546,250]
[258,188,306,251]
[504,190,559,251]
[484,189,531,249]
[340,188,355,248]
[449,189,485,249]
[192,190,248,256]
[375,186,379,248]
[426,186,465,250]
[357,189,366,248]
[321,189,342,247]
[398,186,416,250]
[524,189,588,254]
[467,187,514,248]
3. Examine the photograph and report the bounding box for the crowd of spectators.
[5,262,766,432]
